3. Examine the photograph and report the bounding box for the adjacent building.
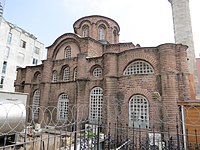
[15,15,191,139]
[0,18,44,92]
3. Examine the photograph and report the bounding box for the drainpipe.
[181,105,187,149]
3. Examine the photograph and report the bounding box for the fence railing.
[0,103,200,149]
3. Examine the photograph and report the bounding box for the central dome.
[73,15,120,44]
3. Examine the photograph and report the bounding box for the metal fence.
[0,103,200,150]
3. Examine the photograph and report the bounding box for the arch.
[96,19,110,28]
[32,90,40,119]
[89,87,103,124]
[34,71,41,81]
[52,38,81,60]
[129,94,149,128]
[57,94,69,121]
[123,60,154,75]
[75,20,92,30]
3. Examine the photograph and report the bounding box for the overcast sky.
[3,0,200,58]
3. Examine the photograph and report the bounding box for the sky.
[2,0,200,58]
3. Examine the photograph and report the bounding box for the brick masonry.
[15,15,191,134]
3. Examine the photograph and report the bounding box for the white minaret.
[168,0,200,99]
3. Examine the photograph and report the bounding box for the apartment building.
[0,18,44,91]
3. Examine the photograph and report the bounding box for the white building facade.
[0,18,44,92]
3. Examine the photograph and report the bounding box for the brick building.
[15,15,191,134]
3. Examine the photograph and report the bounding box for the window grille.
[32,90,40,119]
[82,25,89,37]
[93,67,102,77]
[89,87,103,124]
[52,71,58,82]
[65,46,71,58]
[98,25,105,40]
[129,95,149,128]
[63,67,70,81]
[124,60,154,75]
[57,94,69,121]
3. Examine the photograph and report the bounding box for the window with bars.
[89,87,103,124]
[57,94,69,121]
[82,25,89,37]
[65,46,71,58]
[98,25,105,40]
[73,67,77,81]
[93,67,102,77]
[63,67,70,81]
[129,95,149,128]
[52,71,58,82]
[124,60,154,75]
[32,90,40,119]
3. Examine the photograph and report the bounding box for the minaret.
[168,0,200,99]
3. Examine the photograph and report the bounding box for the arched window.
[93,67,102,77]
[129,95,149,128]
[98,25,105,40]
[124,60,154,75]
[32,90,40,119]
[89,87,103,124]
[82,25,89,37]
[36,73,41,81]
[65,46,71,58]
[57,94,69,121]
[63,67,70,81]
[52,70,58,82]
[73,67,77,81]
